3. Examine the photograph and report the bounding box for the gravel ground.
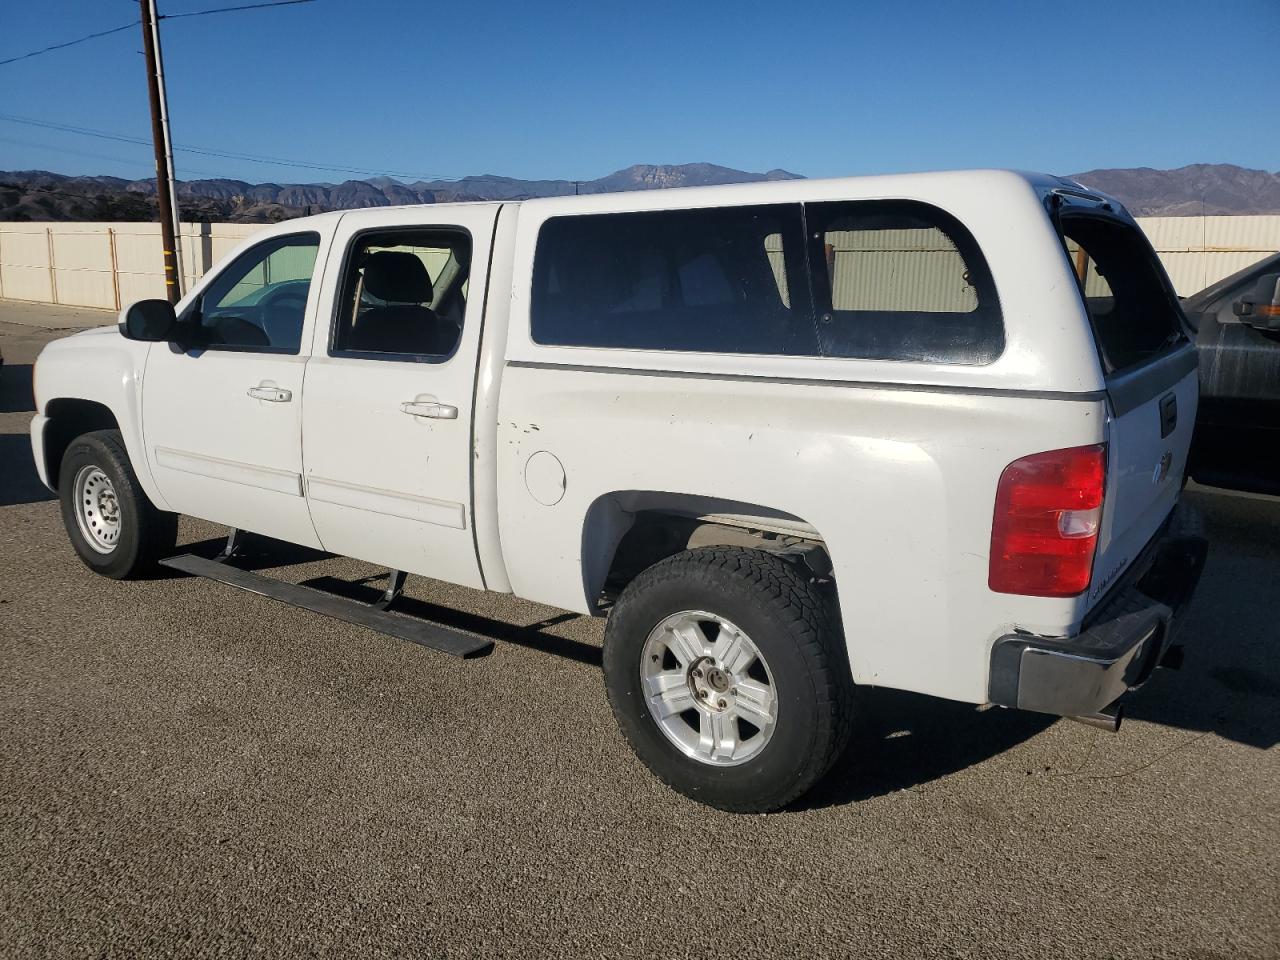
[1,304,1277,959]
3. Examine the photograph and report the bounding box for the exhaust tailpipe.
[1069,704,1123,733]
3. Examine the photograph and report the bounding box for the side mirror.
[119,299,177,342]
[1231,273,1280,332]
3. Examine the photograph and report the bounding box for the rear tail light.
[989,444,1106,597]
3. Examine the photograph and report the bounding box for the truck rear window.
[1059,215,1188,373]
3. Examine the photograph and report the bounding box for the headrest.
[362,251,433,303]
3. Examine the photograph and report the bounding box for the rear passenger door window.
[331,229,472,362]
[531,205,815,355]
[805,201,1003,363]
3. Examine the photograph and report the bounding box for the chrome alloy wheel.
[73,465,122,554]
[640,610,778,766]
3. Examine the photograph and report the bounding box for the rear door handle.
[247,385,292,402]
[401,400,458,420]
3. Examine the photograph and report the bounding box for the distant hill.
[0,163,802,223]
[1067,164,1280,216]
[2,162,1277,223]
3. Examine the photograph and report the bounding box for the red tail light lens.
[989,444,1106,597]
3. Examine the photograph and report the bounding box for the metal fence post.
[46,227,58,305]
[108,227,122,311]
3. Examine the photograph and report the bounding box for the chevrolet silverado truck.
[30,170,1208,812]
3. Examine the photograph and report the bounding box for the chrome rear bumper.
[988,504,1208,718]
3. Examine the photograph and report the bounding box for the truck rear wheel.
[603,546,853,812]
[58,429,178,580]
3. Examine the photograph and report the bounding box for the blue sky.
[1,0,1277,184]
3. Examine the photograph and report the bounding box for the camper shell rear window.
[1057,213,1189,373]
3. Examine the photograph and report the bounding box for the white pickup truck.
[30,170,1207,811]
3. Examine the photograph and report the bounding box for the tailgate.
[1092,349,1198,605]
[1057,211,1198,609]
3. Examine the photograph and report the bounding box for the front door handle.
[247,385,292,402]
[400,400,458,420]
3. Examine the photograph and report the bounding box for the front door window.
[191,232,320,352]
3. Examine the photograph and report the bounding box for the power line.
[0,134,154,170]
[1,0,315,68]
[159,0,315,19]
[1,114,150,149]
[0,20,139,67]
[0,2,456,188]
[0,133,228,179]
[0,113,465,182]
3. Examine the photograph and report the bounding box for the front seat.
[348,251,441,354]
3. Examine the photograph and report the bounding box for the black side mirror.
[1231,273,1280,331]
[120,299,177,341]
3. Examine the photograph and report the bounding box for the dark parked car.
[1183,252,1280,495]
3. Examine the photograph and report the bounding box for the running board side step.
[159,553,493,659]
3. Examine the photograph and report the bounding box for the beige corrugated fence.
[1132,216,1280,295]
[0,221,262,310]
[1,215,1278,311]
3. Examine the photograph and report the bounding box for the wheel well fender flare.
[40,398,121,491]
[580,490,833,604]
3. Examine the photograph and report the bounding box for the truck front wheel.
[58,429,178,580]
[603,546,853,812]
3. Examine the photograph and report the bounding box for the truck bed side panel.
[495,367,1106,705]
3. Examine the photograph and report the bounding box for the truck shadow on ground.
[1120,489,1280,751]
[172,487,1279,810]
[0,433,55,507]
[797,690,1055,809]
[0,363,34,413]
[171,535,602,667]
[174,533,332,572]
[801,489,1280,809]
[301,574,599,667]
[1,364,54,507]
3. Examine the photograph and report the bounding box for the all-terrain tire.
[603,546,854,812]
[58,429,178,579]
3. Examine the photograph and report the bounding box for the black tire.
[58,429,178,580]
[603,546,853,812]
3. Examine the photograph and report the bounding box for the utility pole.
[139,0,184,302]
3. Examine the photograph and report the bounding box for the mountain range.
[2,162,1278,223]
[1070,164,1280,217]
[0,163,801,222]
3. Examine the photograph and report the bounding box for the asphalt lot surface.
[1,301,1277,959]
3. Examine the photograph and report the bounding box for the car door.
[1183,254,1280,494]
[142,229,329,548]
[300,207,499,588]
